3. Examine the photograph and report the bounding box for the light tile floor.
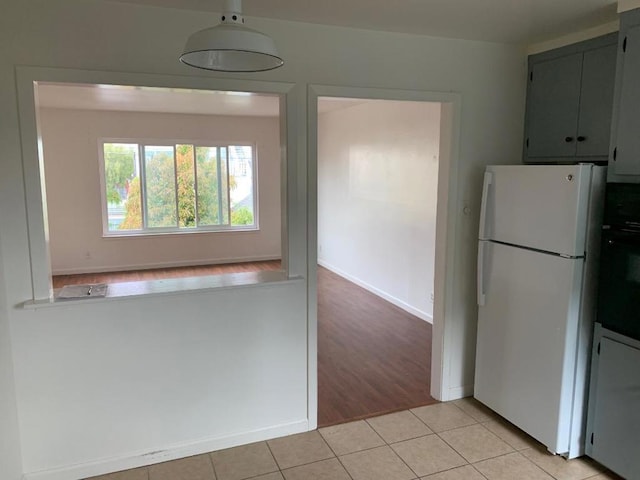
[88,399,624,480]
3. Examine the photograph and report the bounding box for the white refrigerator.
[474,164,606,459]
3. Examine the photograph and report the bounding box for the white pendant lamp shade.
[180,0,283,72]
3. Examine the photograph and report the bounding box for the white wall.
[39,108,281,274]
[0,0,526,477]
[318,100,440,321]
[0,240,23,480]
[12,281,307,478]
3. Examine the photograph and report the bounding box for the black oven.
[597,183,640,341]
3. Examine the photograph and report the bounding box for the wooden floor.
[51,260,282,288]
[317,266,436,427]
[53,261,435,428]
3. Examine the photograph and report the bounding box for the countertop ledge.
[22,271,304,309]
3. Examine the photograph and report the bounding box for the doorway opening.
[316,96,442,426]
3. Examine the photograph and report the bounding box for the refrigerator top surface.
[479,164,599,257]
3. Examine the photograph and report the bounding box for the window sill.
[102,227,259,239]
[23,270,302,309]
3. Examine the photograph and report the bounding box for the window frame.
[98,137,259,237]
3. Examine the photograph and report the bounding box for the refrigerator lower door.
[475,241,585,456]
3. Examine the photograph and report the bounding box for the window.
[101,141,256,235]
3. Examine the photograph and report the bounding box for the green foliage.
[119,176,142,230]
[104,144,136,205]
[119,144,231,230]
[176,145,196,228]
[231,206,254,225]
[195,146,221,226]
[144,148,177,227]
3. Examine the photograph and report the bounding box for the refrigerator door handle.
[477,241,486,306]
[479,171,493,240]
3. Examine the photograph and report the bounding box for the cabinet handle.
[565,136,574,143]
[577,136,586,142]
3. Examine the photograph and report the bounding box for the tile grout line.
[206,452,218,480]
[361,411,448,480]
[435,422,516,465]
[471,450,558,477]
[241,467,282,480]
[364,415,434,444]
[322,404,496,479]
[407,403,481,433]
[314,429,356,480]
[469,463,490,479]
[264,440,284,474]
[385,442,422,480]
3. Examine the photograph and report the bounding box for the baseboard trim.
[23,420,308,480]
[51,256,282,276]
[318,260,433,323]
[445,384,474,401]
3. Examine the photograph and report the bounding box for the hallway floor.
[318,266,436,426]
[88,398,620,480]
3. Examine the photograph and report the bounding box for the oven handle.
[602,229,640,248]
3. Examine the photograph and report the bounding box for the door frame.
[307,84,462,429]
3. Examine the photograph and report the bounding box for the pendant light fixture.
[180,0,284,73]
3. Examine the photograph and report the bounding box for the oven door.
[597,228,640,341]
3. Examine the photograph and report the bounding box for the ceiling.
[35,82,366,116]
[108,0,619,45]
[36,83,281,116]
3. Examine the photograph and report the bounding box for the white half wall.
[0,241,23,480]
[318,100,440,321]
[39,108,282,275]
[12,281,307,478]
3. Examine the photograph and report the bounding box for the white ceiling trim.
[618,0,640,12]
[527,20,620,54]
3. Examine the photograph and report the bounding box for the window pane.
[144,145,177,228]
[176,144,196,229]
[220,147,230,225]
[103,143,141,231]
[195,146,221,226]
[229,146,255,226]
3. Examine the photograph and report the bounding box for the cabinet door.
[576,44,617,157]
[590,337,640,479]
[526,53,582,158]
[613,25,640,175]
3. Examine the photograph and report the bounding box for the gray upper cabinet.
[610,9,640,180]
[577,44,618,156]
[527,53,583,158]
[524,33,617,164]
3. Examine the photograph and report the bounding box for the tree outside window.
[102,141,256,235]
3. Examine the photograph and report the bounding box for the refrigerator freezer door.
[480,165,592,256]
[475,241,584,455]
